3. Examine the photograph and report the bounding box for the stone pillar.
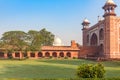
[12,52,15,58]
[57,52,60,57]
[4,53,8,59]
[50,52,52,57]
[35,52,38,59]
[64,52,67,57]
[19,51,22,59]
[27,51,30,58]
[42,52,45,58]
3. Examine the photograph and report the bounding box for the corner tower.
[103,0,119,58]
[103,0,117,17]
[82,18,90,46]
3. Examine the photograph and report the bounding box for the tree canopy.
[0,28,55,52]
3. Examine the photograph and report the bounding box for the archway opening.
[59,52,64,57]
[0,52,4,58]
[87,35,89,43]
[66,52,71,57]
[38,52,43,57]
[23,53,27,57]
[99,29,104,40]
[30,52,35,57]
[45,52,50,57]
[52,52,57,57]
[15,52,20,57]
[90,33,98,46]
[99,44,104,57]
[7,53,12,58]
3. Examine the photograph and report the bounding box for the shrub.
[49,56,53,59]
[25,56,29,59]
[76,63,105,78]
[8,55,13,59]
[73,57,77,59]
[58,56,61,58]
[64,56,68,59]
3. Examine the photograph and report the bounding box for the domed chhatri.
[106,0,115,4]
[83,18,90,23]
[103,0,117,17]
[53,37,62,46]
[82,18,90,30]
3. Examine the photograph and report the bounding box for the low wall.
[79,46,99,58]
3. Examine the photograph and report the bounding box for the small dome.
[83,18,90,23]
[53,37,62,46]
[82,18,90,25]
[106,0,115,4]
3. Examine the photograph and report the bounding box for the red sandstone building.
[0,0,120,59]
[81,0,120,59]
[0,39,80,59]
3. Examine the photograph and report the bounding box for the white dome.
[106,0,115,4]
[53,37,62,46]
[83,18,89,23]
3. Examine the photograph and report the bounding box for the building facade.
[0,0,120,60]
[82,0,120,59]
[0,40,80,59]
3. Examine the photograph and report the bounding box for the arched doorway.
[59,52,64,57]
[66,52,71,57]
[15,52,20,57]
[90,33,98,46]
[38,52,43,57]
[30,52,35,57]
[23,52,27,57]
[45,52,50,57]
[87,35,89,43]
[0,52,4,58]
[52,52,57,57]
[99,44,104,57]
[7,53,12,58]
[99,29,104,40]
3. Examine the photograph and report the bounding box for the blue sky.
[0,0,120,45]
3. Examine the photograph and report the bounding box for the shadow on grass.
[36,59,120,78]
[0,59,120,79]
[35,59,96,66]
[0,63,75,79]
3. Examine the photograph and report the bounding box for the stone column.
[19,51,22,59]
[27,51,30,58]
[42,52,45,58]
[4,53,8,59]
[12,52,15,58]
[35,52,38,59]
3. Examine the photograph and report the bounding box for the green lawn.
[0,59,120,79]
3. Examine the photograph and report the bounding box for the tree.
[0,28,55,53]
[27,30,42,51]
[27,28,55,51]
[1,31,27,52]
[39,28,54,46]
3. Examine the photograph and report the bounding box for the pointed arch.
[38,52,43,57]
[90,33,98,46]
[99,44,104,57]
[52,52,57,57]
[0,52,4,58]
[87,35,89,43]
[59,52,64,57]
[99,29,104,40]
[15,52,20,57]
[66,52,71,57]
[30,52,35,57]
[45,52,50,57]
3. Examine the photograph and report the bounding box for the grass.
[0,59,120,79]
